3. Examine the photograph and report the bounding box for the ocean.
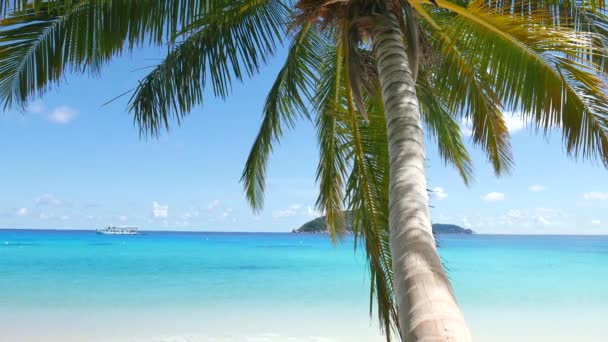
[1,230,607,342]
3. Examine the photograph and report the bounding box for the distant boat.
[96,226,139,235]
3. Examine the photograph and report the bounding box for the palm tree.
[1,1,608,341]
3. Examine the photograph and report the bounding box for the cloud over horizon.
[35,193,63,207]
[481,192,505,202]
[431,187,448,200]
[528,185,545,192]
[16,208,28,216]
[207,200,220,210]
[583,192,608,201]
[272,204,303,219]
[49,106,78,124]
[152,202,169,219]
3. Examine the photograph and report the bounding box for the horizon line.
[0,227,607,237]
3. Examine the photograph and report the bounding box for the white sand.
[2,306,606,342]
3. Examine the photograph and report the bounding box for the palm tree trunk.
[371,13,472,342]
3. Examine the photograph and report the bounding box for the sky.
[1,45,607,235]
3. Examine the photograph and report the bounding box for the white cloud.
[591,219,601,226]
[507,209,524,219]
[272,204,302,219]
[583,192,608,201]
[35,193,63,206]
[430,187,448,200]
[528,185,546,192]
[119,215,128,222]
[535,216,551,226]
[15,208,29,216]
[181,209,201,220]
[481,192,505,202]
[152,201,169,219]
[503,113,526,133]
[461,112,526,136]
[456,207,568,234]
[207,200,220,210]
[49,106,78,124]
[306,206,323,218]
[27,100,45,114]
[220,208,233,219]
[60,215,69,221]
[460,119,473,136]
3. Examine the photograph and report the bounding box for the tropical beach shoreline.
[1,230,607,342]
[2,305,607,342]
[3,309,606,342]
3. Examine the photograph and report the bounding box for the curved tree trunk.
[371,13,472,342]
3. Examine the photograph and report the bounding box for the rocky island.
[293,212,473,235]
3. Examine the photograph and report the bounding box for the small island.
[293,212,473,235]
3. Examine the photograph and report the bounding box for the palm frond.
[486,0,608,71]
[343,87,398,341]
[438,0,608,167]
[129,0,289,137]
[313,41,349,241]
[242,23,324,211]
[0,0,222,109]
[417,70,474,184]
[419,0,608,167]
[312,32,399,337]
[413,3,514,174]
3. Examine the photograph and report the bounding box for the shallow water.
[1,230,607,341]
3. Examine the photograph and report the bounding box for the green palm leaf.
[422,0,608,167]
[416,69,474,184]
[242,23,324,211]
[0,0,227,109]
[343,90,398,341]
[313,41,349,241]
[129,0,289,136]
[413,2,513,174]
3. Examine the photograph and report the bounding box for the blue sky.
[1,45,607,234]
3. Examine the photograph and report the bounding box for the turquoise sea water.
[1,230,607,341]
